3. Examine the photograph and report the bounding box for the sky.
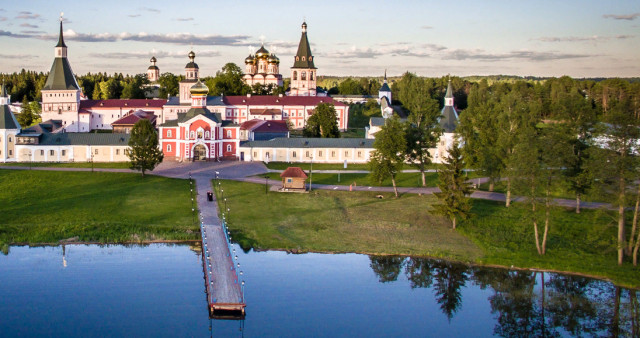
[0,0,638,78]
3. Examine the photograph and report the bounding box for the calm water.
[0,244,638,337]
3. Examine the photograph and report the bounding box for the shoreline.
[4,239,637,290]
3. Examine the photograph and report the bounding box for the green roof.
[380,81,391,92]
[0,104,20,130]
[292,23,316,69]
[445,80,453,99]
[42,57,80,91]
[39,133,130,146]
[160,108,221,127]
[440,105,458,133]
[242,137,374,149]
[1,83,7,97]
[56,21,66,48]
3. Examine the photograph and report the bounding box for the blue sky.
[0,0,638,78]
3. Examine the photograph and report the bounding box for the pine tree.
[433,140,473,229]
[128,119,164,177]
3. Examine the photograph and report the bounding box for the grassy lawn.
[265,161,445,171]
[217,180,640,288]
[263,170,480,188]
[0,162,132,169]
[0,170,198,247]
[477,180,607,203]
[215,180,482,261]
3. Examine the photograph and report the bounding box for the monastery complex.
[1,20,458,165]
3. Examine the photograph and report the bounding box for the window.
[287,178,292,183]
[197,131,203,139]
[293,71,297,80]
[345,151,348,157]
[40,150,44,156]
[167,144,172,152]
[227,144,232,152]
[62,150,66,156]
[331,151,335,157]
[305,151,310,158]
[167,130,172,137]
[116,149,120,155]
[292,151,297,158]
[265,151,270,158]
[301,71,306,81]
[358,151,362,157]
[50,150,54,156]
[190,131,195,139]
[253,152,257,157]
[302,56,305,61]
[318,151,322,157]
[310,72,314,80]
[226,130,232,138]
[8,137,12,142]
[205,131,210,139]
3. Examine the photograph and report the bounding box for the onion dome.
[255,45,270,59]
[150,56,157,63]
[190,79,209,96]
[267,54,279,64]
[244,54,255,64]
[185,51,199,69]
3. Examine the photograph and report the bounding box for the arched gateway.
[193,144,207,161]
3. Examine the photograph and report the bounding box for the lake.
[0,244,637,337]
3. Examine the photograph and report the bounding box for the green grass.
[263,169,479,188]
[0,162,132,169]
[458,199,640,288]
[478,180,607,203]
[265,161,445,171]
[217,180,640,288]
[0,170,198,246]
[215,180,482,261]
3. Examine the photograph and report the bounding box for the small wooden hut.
[280,167,308,191]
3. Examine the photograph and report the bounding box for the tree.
[303,103,340,138]
[127,119,163,177]
[206,63,250,96]
[369,116,406,197]
[17,97,41,128]
[433,140,473,229]
[591,98,640,265]
[404,85,441,187]
[157,73,180,98]
[121,74,150,99]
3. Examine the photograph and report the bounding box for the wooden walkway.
[193,175,245,317]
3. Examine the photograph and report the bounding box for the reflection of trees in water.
[369,256,405,283]
[369,255,640,335]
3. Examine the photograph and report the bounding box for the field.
[0,170,197,247]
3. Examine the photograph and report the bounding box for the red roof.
[280,167,308,179]
[79,99,166,109]
[239,119,264,130]
[253,120,288,133]
[224,95,347,107]
[250,108,281,115]
[112,110,157,126]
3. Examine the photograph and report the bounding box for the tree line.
[370,74,640,266]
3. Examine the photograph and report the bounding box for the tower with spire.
[179,51,200,104]
[378,70,392,103]
[1,81,21,162]
[289,22,317,96]
[432,79,460,163]
[147,56,159,82]
[40,15,83,132]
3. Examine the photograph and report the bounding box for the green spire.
[445,79,453,99]
[293,22,316,69]
[56,20,66,48]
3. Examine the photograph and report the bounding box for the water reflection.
[369,256,639,337]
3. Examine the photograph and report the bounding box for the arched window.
[310,72,314,80]
[302,56,305,61]
[226,144,232,152]
[190,131,195,139]
[167,130,172,137]
[293,71,297,80]
[167,144,172,152]
[301,71,306,80]
[226,130,232,138]
[205,131,210,139]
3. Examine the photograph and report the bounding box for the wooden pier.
[193,175,245,317]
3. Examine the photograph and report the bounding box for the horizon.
[0,1,638,78]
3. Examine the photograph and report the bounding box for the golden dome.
[267,54,279,64]
[255,45,270,59]
[244,54,255,64]
[190,80,209,96]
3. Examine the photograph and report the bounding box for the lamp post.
[309,155,314,192]
[28,151,32,170]
[264,174,269,195]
